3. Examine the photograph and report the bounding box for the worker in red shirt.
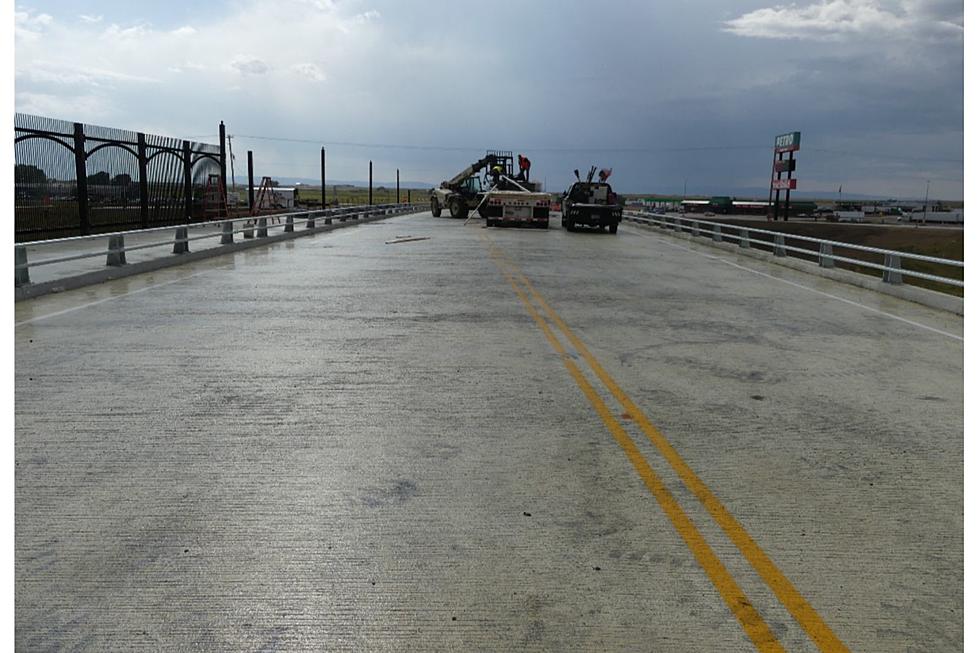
[518,154,531,182]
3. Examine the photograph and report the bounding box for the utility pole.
[227,134,236,190]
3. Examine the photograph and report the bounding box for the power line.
[233,133,767,154]
[232,132,964,164]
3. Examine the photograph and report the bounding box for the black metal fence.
[14,113,225,241]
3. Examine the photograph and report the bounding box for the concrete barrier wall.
[15,208,419,302]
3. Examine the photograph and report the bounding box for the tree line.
[15,164,135,186]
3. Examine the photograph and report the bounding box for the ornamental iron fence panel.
[14,113,225,241]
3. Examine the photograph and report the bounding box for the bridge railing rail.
[623,210,963,289]
[14,203,426,287]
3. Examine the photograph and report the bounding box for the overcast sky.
[14,0,964,198]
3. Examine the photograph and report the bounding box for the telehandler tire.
[449,198,467,219]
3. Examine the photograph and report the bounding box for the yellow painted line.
[487,247,786,653]
[497,254,850,653]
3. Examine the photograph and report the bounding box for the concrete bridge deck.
[15,212,963,651]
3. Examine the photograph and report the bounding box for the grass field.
[292,185,430,207]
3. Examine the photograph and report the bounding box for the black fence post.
[396,169,400,204]
[73,122,90,236]
[247,150,255,212]
[408,188,411,204]
[219,121,227,217]
[321,147,326,209]
[183,140,192,222]
[137,132,149,229]
[369,161,373,205]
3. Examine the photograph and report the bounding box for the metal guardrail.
[624,211,964,289]
[14,203,425,287]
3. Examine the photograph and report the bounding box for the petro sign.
[768,131,801,221]
[774,131,801,153]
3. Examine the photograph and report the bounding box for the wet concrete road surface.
[15,213,962,651]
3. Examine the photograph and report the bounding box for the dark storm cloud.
[15,0,963,197]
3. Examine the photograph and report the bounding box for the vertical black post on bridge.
[766,147,777,222]
[775,151,784,222]
[137,132,149,228]
[247,150,255,212]
[73,122,90,236]
[369,160,373,205]
[321,147,326,209]
[219,121,227,217]
[183,140,193,222]
[396,169,400,204]
[783,151,795,221]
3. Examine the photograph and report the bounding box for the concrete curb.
[15,210,413,302]
[624,215,964,315]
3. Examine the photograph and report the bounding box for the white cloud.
[231,57,271,75]
[15,91,110,121]
[724,0,963,41]
[354,9,380,22]
[79,14,103,24]
[171,26,196,37]
[14,9,54,42]
[292,63,326,81]
[15,10,53,28]
[17,62,160,86]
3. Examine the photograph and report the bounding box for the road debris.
[385,236,431,245]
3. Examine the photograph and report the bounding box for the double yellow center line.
[484,235,849,653]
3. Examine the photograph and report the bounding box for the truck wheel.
[431,197,442,217]
[449,198,466,219]
[566,221,576,232]
[609,223,618,234]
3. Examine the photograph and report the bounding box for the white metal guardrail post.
[739,229,750,248]
[221,221,234,245]
[285,216,294,233]
[106,235,126,266]
[257,217,268,238]
[819,242,834,268]
[15,247,29,286]
[173,227,189,254]
[713,224,723,242]
[773,234,787,257]
[883,254,903,284]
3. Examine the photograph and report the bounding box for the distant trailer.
[834,211,866,223]
[257,187,295,210]
[906,210,963,224]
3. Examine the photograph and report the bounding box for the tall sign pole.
[771,132,801,221]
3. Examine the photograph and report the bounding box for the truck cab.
[561,181,622,233]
